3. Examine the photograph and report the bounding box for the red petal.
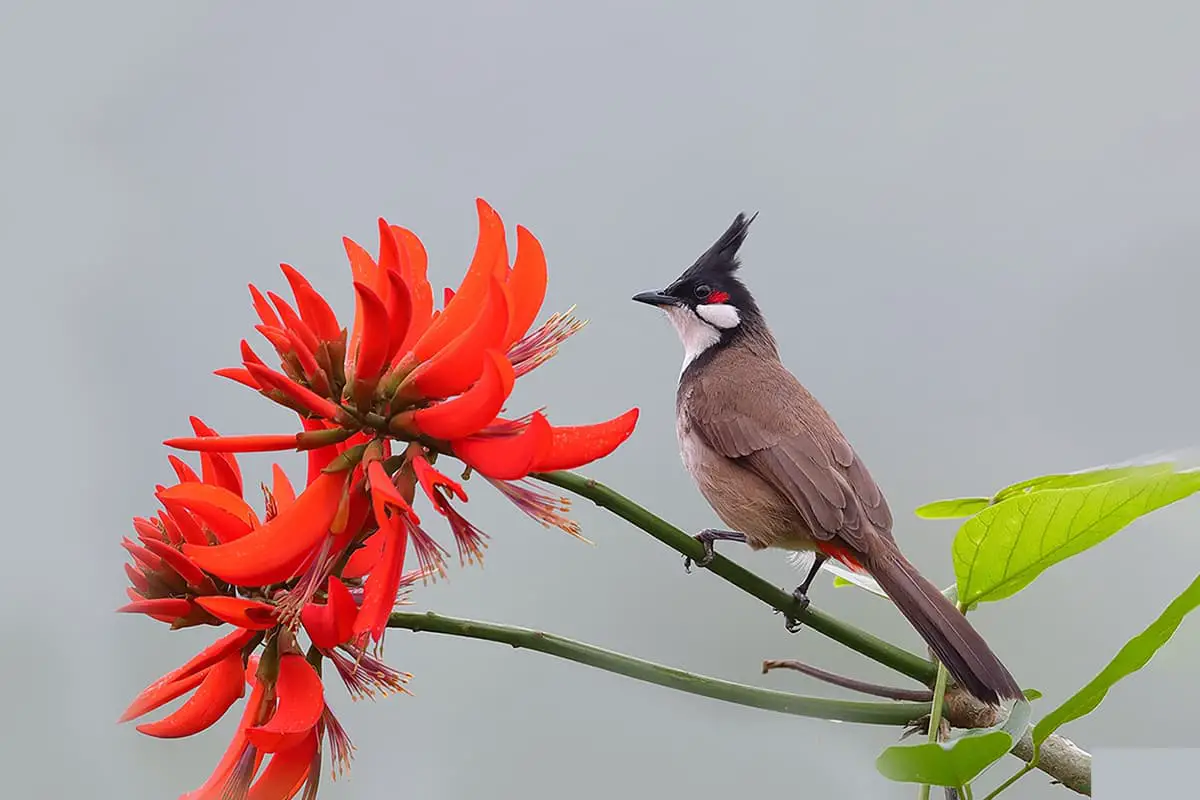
[340,529,384,579]
[195,596,278,630]
[376,218,401,285]
[124,562,151,594]
[189,418,244,496]
[404,276,509,399]
[300,576,358,649]
[343,236,381,364]
[157,482,260,543]
[267,291,320,355]
[241,339,267,367]
[133,516,165,544]
[272,464,296,515]
[367,460,419,522]
[159,503,208,547]
[412,454,467,505]
[255,324,321,380]
[245,655,324,752]
[408,349,514,440]
[351,281,391,384]
[246,729,318,800]
[353,497,408,642]
[119,667,209,724]
[214,367,261,390]
[156,510,186,545]
[384,267,413,363]
[392,226,434,356]
[122,537,164,571]
[121,629,257,722]
[245,363,341,421]
[280,263,341,341]
[503,225,548,347]
[300,418,340,486]
[135,652,245,738]
[182,471,345,586]
[408,199,505,362]
[452,411,552,480]
[530,408,640,471]
[164,434,300,453]
[249,284,282,328]
[140,538,208,588]
[116,598,192,619]
[325,476,372,562]
[168,455,201,483]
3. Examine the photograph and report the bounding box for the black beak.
[632,290,677,307]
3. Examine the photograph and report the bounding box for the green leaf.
[876,700,1032,786]
[1022,689,1042,701]
[914,463,1180,523]
[991,463,1174,503]
[953,464,1200,606]
[915,497,991,520]
[1032,571,1200,749]
[877,731,1010,786]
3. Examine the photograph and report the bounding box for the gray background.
[3,2,1199,798]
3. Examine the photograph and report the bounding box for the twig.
[762,659,933,701]
[387,610,928,725]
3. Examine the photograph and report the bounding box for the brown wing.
[685,357,893,553]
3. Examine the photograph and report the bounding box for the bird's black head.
[633,213,765,364]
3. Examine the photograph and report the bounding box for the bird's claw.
[683,537,717,573]
[783,586,812,633]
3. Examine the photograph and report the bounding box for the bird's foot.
[683,529,747,573]
[901,714,950,741]
[783,586,812,633]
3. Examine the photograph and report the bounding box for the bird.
[631,213,1023,706]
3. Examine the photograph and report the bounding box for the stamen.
[438,491,489,567]
[330,644,412,701]
[275,536,335,628]
[219,743,259,800]
[487,478,586,541]
[260,483,279,522]
[506,309,586,378]
[471,410,542,438]
[405,518,449,581]
[321,704,356,779]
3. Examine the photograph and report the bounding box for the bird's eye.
[693,284,712,300]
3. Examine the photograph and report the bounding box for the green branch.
[387,610,928,725]
[534,470,937,686]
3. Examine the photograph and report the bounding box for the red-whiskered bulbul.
[632,214,1022,706]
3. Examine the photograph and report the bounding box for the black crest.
[677,212,757,284]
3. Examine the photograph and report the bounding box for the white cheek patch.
[663,305,722,374]
[695,303,740,330]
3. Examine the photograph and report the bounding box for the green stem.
[918,600,963,800]
[917,661,951,800]
[980,763,1036,800]
[535,470,937,685]
[387,610,929,725]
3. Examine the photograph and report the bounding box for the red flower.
[122,201,639,798]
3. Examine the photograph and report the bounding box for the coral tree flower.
[121,200,638,799]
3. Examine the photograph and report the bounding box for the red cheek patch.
[706,291,730,304]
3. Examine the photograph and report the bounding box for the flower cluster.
[119,200,638,798]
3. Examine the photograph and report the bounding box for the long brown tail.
[865,543,1022,705]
